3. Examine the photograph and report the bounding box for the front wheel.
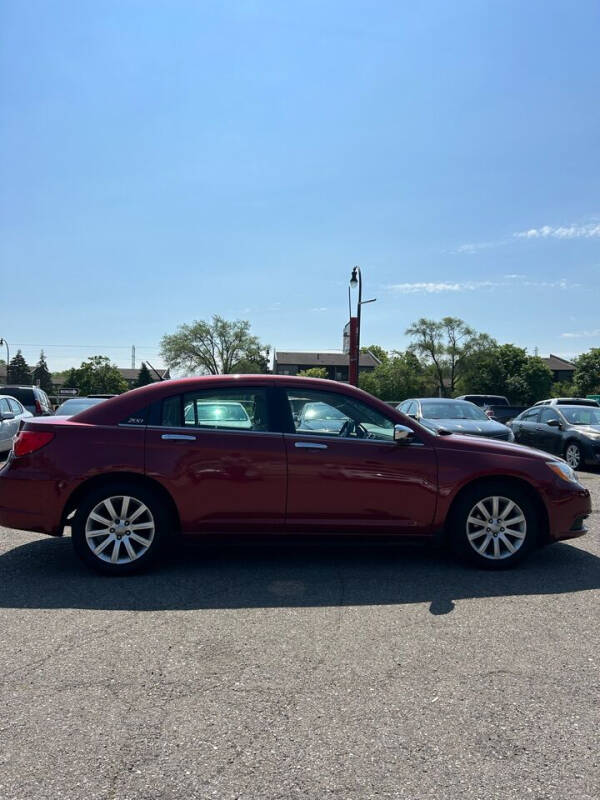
[564,441,583,470]
[71,483,168,574]
[449,482,539,569]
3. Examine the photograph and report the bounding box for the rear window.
[0,387,34,405]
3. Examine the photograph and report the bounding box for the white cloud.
[388,278,579,294]
[311,307,329,312]
[514,222,600,239]
[561,328,600,339]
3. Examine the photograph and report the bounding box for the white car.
[0,395,33,456]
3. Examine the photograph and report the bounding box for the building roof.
[542,354,576,371]
[274,350,380,368]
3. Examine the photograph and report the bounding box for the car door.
[513,408,540,446]
[145,385,287,533]
[281,387,438,533]
[535,407,564,456]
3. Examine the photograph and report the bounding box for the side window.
[8,399,21,414]
[521,409,540,422]
[286,389,395,441]
[540,408,560,425]
[0,398,10,414]
[161,388,269,432]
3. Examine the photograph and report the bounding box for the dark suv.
[0,386,53,416]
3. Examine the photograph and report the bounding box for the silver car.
[0,395,33,456]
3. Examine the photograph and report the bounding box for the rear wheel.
[449,482,539,568]
[564,441,583,470]
[71,483,168,574]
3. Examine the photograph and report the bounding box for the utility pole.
[131,345,136,370]
[348,266,376,386]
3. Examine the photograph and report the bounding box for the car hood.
[421,418,508,436]
[437,431,559,462]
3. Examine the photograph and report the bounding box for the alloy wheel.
[465,495,527,560]
[565,444,581,470]
[84,495,155,565]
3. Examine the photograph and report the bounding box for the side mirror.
[0,412,15,422]
[547,418,561,428]
[408,413,418,420]
[394,424,414,443]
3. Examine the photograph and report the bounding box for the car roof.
[68,374,402,426]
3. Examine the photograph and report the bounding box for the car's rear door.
[513,408,540,446]
[281,387,438,533]
[145,385,287,533]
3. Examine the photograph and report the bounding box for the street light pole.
[348,266,376,386]
[0,337,9,383]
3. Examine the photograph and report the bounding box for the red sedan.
[0,375,591,574]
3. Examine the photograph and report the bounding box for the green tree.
[458,343,529,398]
[405,317,494,396]
[32,351,53,393]
[161,316,269,375]
[506,357,553,405]
[573,348,600,396]
[298,367,328,378]
[8,350,32,384]
[64,356,127,396]
[551,380,574,398]
[361,345,388,364]
[359,351,434,400]
[135,363,154,388]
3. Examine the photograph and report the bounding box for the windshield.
[192,403,249,422]
[421,402,489,421]
[301,402,348,420]
[560,407,600,425]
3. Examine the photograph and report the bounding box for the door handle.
[295,441,328,449]
[161,434,197,441]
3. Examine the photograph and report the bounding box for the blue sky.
[1,0,599,372]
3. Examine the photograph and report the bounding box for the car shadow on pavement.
[1,534,599,615]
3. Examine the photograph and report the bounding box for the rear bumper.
[547,483,592,542]
[0,463,65,535]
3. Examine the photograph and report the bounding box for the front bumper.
[547,482,592,542]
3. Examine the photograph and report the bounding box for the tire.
[448,481,539,569]
[564,441,583,470]
[71,482,169,575]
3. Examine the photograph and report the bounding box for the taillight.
[35,400,43,415]
[13,431,55,457]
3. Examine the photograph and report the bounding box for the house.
[50,366,170,392]
[273,350,380,382]
[541,354,576,383]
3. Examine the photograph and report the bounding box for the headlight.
[546,461,579,484]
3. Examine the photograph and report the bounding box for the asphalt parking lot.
[0,472,599,800]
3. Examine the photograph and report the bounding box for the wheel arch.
[444,475,550,543]
[61,472,181,533]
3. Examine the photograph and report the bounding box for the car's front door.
[281,387,438,533]
[535,407,564,456]
[145,385,287,533]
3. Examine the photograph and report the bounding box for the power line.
[11,343,161,350]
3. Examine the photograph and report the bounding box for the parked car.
[0,395,33,456]
[0,376,590,574]
[54,397,107,418]
[509,404,600,469]
[533,397,600,407]
[396,398,515,441]
[0,385,53,416]
[455,394,527,424]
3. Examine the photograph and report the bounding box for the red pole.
[348,316,359,385]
